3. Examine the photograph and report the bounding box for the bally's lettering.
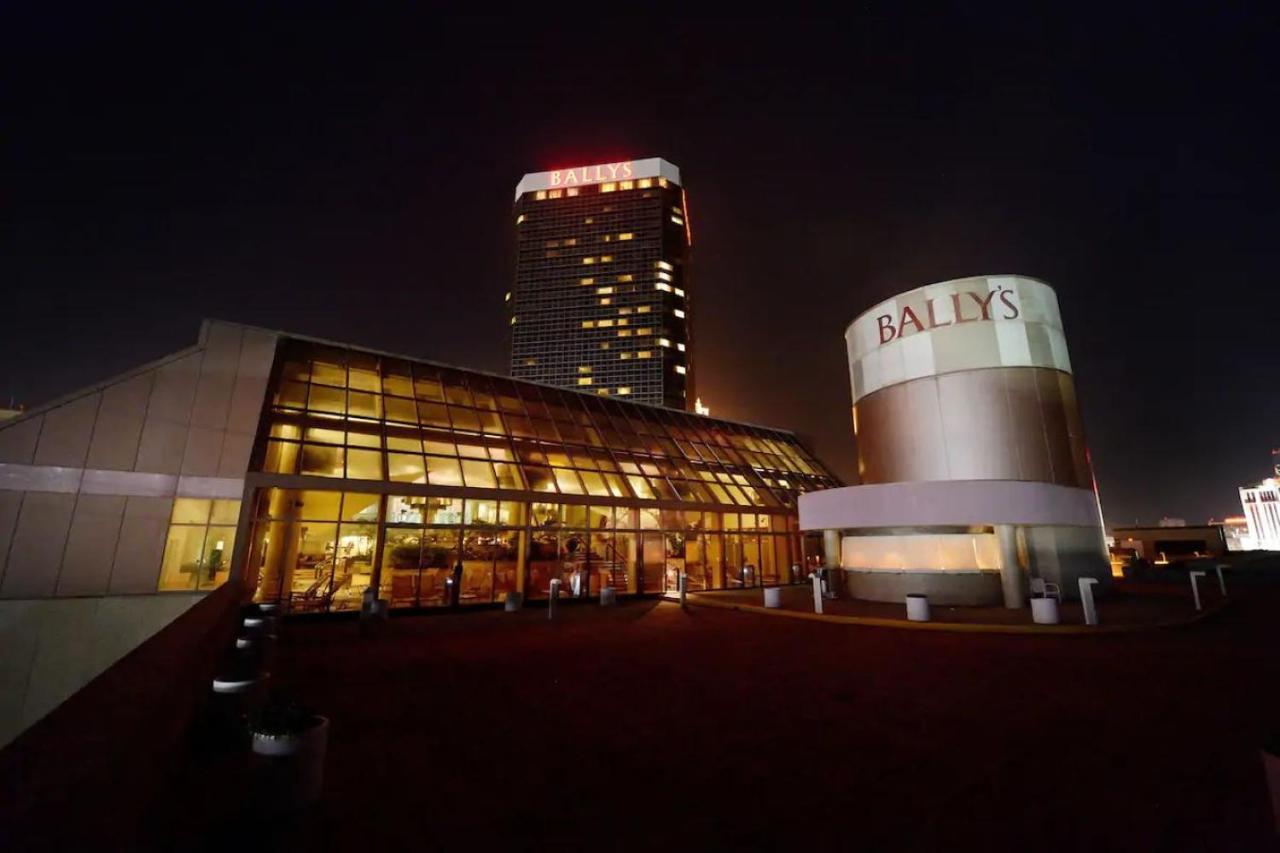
[876,288,1020,345]
[549,161,635,187]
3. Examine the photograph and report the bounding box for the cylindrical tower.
[800,275,1111,606]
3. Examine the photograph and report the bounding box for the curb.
[661,593,1230,635]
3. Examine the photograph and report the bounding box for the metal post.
[548,578,561,620]
[1214,563,1228,597]
[1079,577,1099,625]
[1189,571,1205,611]
[678,572,688,607]
[811,574,824,614]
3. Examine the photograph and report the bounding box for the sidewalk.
[670,581,1224,633]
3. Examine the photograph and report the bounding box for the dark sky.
[3,7,1278,526]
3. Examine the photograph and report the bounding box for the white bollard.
[1214,563,1228,597]
[1189,570,1205,611]
[1079,577,1099,625]
[763,587,782,608]
[906,594,930,622]
[678,573,688,607]
[548,578,561,620]
[811,574,824,614]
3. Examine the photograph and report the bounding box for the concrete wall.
[0,320,277,746]
[0,594,203,746]
[843,569,1002,605]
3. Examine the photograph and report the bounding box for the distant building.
[1240,479,1280,551]
[508,158,693,409]
[1210,516,1251,551]
[1112,524,1228,562]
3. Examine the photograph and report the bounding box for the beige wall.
[0,593,203,747]
[0,321,276,598]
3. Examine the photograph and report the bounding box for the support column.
[996,524,1025,609]
[822,530,841,570]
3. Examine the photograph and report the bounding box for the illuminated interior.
[840,531,1001,572]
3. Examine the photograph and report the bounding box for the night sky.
[3,8,1277,526]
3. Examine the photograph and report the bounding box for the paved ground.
[188,589,1280,851]
[690,581,1216,628]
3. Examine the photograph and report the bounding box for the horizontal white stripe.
[0,463,242,500]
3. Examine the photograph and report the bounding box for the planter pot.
[1031,597,1060,625]
[763,587,783,609]
[251,716,329,807]
[906,594,930,622]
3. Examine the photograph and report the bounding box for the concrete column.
[822,530,841,570]
[995,524,1025,609]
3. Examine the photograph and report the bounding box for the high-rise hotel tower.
[507,158,693,410]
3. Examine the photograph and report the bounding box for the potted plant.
[248,698,329,807]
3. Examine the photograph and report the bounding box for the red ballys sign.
[877,288,1020,345]
[549,161,634,186]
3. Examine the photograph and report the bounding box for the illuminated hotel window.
[657,271,672,281]
[638,179,652,188]
[677,343,686,352]
[566,187,579,196]
[617,330,632,337]
[658,177,668,188]
[504,292,511,302]
[618,307,632,315]
[675,365,687,375]
[637,328,653,336]
[582,321,595,329]
[601,182,617,193]
[600,342,610,349]
[598,319,614,328]
[535,191,547,200]
[600,298,611,306]
[158,498,241,591]
[564,238,577,246]
[617,318,628,326]
[583,257,595,265]
[657,261,673,271]
[672,216,684,225]
[524,358,536,366]
[658,338,672,348]
[637,350,652,359]
[584,216,594,224]
[619,232,633,240]
[602,235,612,242]
[548,189,562,199]
[637,305,651,314]
[515,214,525,224]
[578,378,592,386]
[619,353,632,360]
[674,308,686,318]
[618,387,632,395]
[580,277,594,285]
[509,316,517,325]
[620,180,634,190]
[674,287,686,297]
[656,283,672,293]
[601,255,613,263]
[617,274,633,282]
[596,388,610,395]
[596,286,614,294]
[578,366,592,374]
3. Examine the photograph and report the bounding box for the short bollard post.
[548,578,561,621]
[1189,570,1205,611]
[905,594,930,622]
[1079,577,1099,625]
[678,573,688,607]
[811,573,824,615]
[1214,563,1228,597]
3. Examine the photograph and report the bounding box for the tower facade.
[508,158,693,409]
